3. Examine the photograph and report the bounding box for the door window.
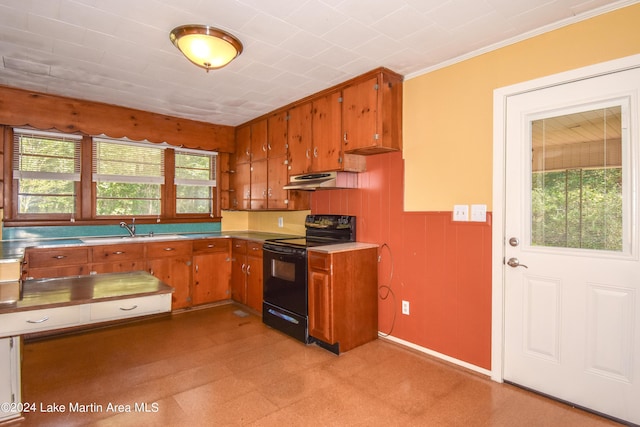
[530,105,624,251]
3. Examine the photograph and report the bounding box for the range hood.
[283,171,358,191]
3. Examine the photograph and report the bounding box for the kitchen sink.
[80,234,186,245]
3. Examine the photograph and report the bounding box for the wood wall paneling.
[0,86,235,152]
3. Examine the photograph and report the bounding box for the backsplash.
[1,222,222,241]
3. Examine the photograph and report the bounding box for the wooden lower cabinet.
[90,243,146,274]
[192,239,231,305]
[146,241,193,310]
[308,247,378,353]
[22,247,89,280]
[231,239,263,313]
[21,237,243,311]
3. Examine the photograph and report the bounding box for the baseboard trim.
[379,333,493,378]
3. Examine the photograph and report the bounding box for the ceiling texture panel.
[0,0,633,126]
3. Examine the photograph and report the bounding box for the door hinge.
[338,96,343,103]
[11,393,15,404]
[373,133,380,140]
[374,83,379,90]
[9,337,14,348]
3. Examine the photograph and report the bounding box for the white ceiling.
[0,0,633,127]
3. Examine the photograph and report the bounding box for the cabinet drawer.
[0,305,84,337]
[90,294,171,322]
[92,244,145,262]
[231,239,247,254]
[27,247,89,268]
[192,238,229,254]
[308,252,330,271]
[146,241,192,258]
[247,241,263,256]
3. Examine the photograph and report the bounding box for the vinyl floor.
[15,304,623,426]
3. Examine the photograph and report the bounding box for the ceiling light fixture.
[169,25,243,72]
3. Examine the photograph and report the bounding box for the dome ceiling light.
[169,25,243,72]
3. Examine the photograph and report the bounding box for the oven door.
[262,244,307,316]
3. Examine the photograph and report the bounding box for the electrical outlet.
[402,300,410,315]
[453,205,469,221]
[471,204,487,222]
[278,217,284,228]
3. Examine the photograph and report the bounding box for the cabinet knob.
[53,255,67,259]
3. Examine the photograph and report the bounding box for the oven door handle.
[267,309,300,325]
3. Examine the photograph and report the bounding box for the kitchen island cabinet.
[0,336,20,423]
[308,246,378,354]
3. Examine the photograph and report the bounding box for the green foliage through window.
[13,130,80,214]
[531,168,622,251]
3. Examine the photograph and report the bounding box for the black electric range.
[262,215,356,343]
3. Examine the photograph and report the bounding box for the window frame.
[173,147,218,218]
[2,127,220,226]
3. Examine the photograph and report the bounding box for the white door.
[504,67,640,424]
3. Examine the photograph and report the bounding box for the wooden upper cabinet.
[236,125,251,164]
[342,69,403,154]
[250,119,268,162]
[234,162,251,210]
[250,160,267,210]
[312,90,343,172]
[267,111,288,158]
[287,102,313,176]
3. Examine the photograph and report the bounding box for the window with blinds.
[93,138,165,216]
[175,149,217,215]
[13,129,81,215]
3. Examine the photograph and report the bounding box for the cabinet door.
[236,124,252,164]
[234,162,251,210]
[245,243,263,313]
[268,111,288,158]
[308,268,334,344]
[287,102,312,176]
[250,159,267,210]
[148,257,191,310]
[267,155,288,209]
[193,252,231,305]
[0,337,20,423]
[231,240,247,304]
[342,76,378,152]
[312,90,343,172]
[250,119,268,162]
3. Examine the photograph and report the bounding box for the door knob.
[507,257,528,268]
[509,237,519,247]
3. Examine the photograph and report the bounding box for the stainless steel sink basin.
[80,234,186,244]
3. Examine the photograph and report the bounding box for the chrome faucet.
[119,218,136,237]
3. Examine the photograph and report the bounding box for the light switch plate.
[471,204,487,222]
[453,205,469,221]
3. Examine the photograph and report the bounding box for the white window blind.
[92,138,165,184]
[174,148,217,186]
[13,129,81,181]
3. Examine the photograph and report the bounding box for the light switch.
[471,204,487,222]
[453,205,468,221]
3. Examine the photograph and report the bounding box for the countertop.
[0,231,300,262]
[0,271,173,314]
[307,242,379,253]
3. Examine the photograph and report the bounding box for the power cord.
[377,242,396,337]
